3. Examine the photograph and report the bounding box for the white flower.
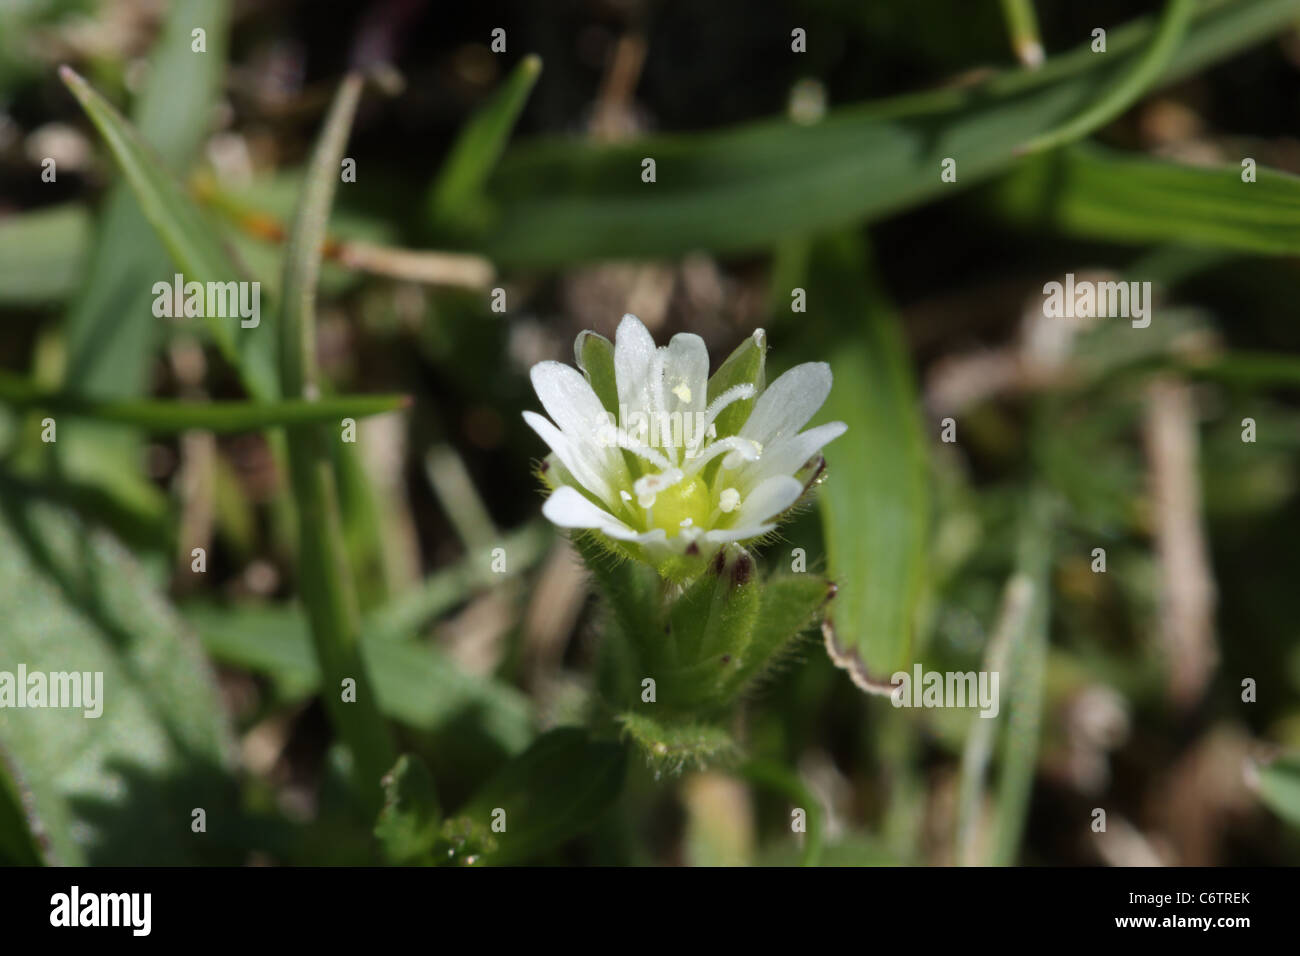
[524,314,846,567]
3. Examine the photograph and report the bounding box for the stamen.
[719,488,741,513]
[686,384,756,456]
[682,435,762,476]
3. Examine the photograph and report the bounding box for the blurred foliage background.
[1,0,1300,865]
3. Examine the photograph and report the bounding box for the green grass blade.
[1019,0,1195,154]
[427,53,542,233]
[989,489,1054,865]
[0,371,408,432]
[58,64,278,401]
[992,143,1300,255]
[478,0,1294,264]
[277,72,397,806]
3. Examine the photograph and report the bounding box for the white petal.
[523,411,614,505]
[542,487,636,538]
[614,313,657,418]
[530,360,611,444]
[731,474,804,527]
[739,362,833,447]
[663,332,708,420]
[704,523,776,544]
[733,420,846,488]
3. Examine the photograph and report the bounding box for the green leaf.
[992,143,1300,256]
[374,754,442,864]
[363,522,552,641]
[427,54,542,235]
[616,711,737,777]
[186,600,535,754]
[58,63,278,401]
[447,728,625,865]
[0,493,238,865]
[0,371,409,432]
[0,203,90,305]
[1256,754,1300,830]
[806,233,929,691]
[478,0,1297,264]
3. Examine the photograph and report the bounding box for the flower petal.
[731,474,804,527]
[739,362,833,447]
[704,523,776,544]
[530,360,611,444]
[542,487,636,537]
[663,332,708,419]
[523,410,615,506]
[614,313,657,419]
[733,420,847,489]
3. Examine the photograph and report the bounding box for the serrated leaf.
[448,728,625,865]
[374,754,442,864]
[0,492,237,865]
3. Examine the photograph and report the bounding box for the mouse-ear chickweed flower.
[523,314,844,767]
[525,313,845,578]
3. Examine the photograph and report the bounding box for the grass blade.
[1018,0,1195,154]
[58,64,278,400]
[478,0,1295,264]
[428,53,542,235]
[0,371,408,432]
[992,143,1300,255]
[278,72,397,806]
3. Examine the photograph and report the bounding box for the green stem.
[279,73,396,806]
[999,0,1044,68]
[1018,0,1195,154]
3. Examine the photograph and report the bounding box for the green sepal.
[718,573,834,701]
[616,711,738,777]
[706,328,766,441]
[574,330,619,415]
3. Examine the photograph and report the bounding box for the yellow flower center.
[647,477,711,537]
